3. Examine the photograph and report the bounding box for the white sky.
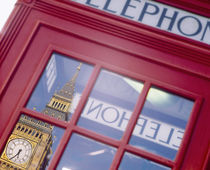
[0,1,17,31]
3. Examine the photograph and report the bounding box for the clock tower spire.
[42,62,82,121]
[0,63,82,169]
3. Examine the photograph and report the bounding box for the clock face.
[6,138,32,164]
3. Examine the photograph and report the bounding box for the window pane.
[119,152,171,170]
[57,133,116,170]
[27,53,93,121]
[129,86,194,160]
[77,69,144,140]
[0,114,64,169]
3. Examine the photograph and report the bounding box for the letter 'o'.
[177,16,202,36]
[101,107,120,123]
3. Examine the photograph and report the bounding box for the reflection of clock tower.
[0,115,53,170]
[0,63,82,169]
[42,63,82,121]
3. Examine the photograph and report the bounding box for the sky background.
[0,1,16,31]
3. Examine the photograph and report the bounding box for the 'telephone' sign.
[71,94,184,150]
[72,0,210,45]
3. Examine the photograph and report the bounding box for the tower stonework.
[42,62,82,121]
[0,63,82,169]
[0,116,53,170]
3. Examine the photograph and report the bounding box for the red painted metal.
[48,64,101,170]
[110,82,151,169]
[0,0,209,170]
[155,0,210,17]
[174,97,203,170]
[125,144,175,168]
[202,144,210,170]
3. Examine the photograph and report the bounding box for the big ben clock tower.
[42,63,82,121]
[0,116,53,170]
[0,63,82,169]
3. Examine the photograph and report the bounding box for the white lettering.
[70,93,185,150]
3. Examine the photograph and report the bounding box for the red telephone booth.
[0,0,209,169]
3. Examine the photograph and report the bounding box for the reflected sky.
[47,126,64,168]
[77,69,143,140]
[27,53,93,121]
[130,86,194,160]
[26,52,194,168]
[57,133,116,170]
[119,152,171,170]
[145,87,194,121]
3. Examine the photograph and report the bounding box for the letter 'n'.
[87,100,103,119]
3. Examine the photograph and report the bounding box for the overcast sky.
[0,1,16,31]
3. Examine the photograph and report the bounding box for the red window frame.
[0,0,209,169]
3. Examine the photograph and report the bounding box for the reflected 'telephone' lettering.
[71,93,184,150]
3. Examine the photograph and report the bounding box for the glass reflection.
[130,86,194,160]
[57,133,116,170]
[27,53,93,121]
[77,69,143,140]
[119,152,170,170]
[0,115,64,169]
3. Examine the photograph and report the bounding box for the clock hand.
[10,149,22,160]
[17,150,21,159]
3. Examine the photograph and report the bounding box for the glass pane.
[57,133,116,170]
[0,114,64,169]
[129,86,194,160]
[119,152,171,170]
[77,69,144,140]
[27,53,93,121]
